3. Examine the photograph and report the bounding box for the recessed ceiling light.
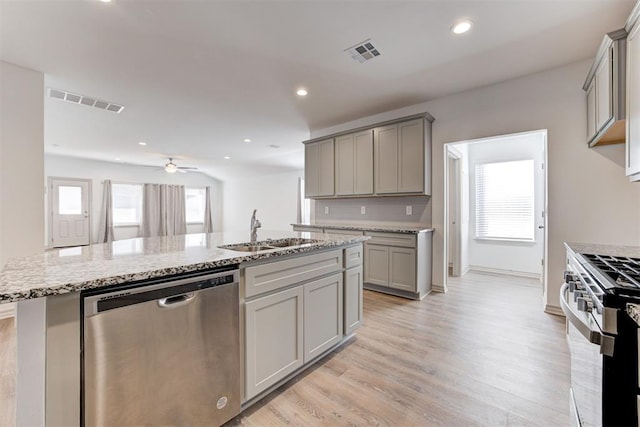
[451,20,473,35]
[243,138,252,143]
[296,88,308,97]
[115,157,121,161]
[99,0,112,3]
[224,156,231,160]
[138,141,147,146]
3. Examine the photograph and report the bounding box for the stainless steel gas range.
[561,243,640,427]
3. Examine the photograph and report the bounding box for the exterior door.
[50,178,91,247]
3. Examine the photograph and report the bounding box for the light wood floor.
[0,272,570,426]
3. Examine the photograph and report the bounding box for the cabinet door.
[628,21,640,179]
[304,273,343,363]
[389,247,416,292]
[304,143,319,197]
[245,286,304,399]
[586,80,597,143]
[596,48,613,132]
[318,139,335,196]
[364,244,389,286]
[354,130,374,195]
[374,124,399,194]
[398,119,424,193]
[344,265,363,335]
[335,134,355,195]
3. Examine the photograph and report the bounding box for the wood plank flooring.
[230,272,570,426]
[0,272,570,426]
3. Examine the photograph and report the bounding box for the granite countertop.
[0,230,367,304]
[565,242,640,258]
[292,223,434,234]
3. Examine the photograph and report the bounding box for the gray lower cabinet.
[303,273,343,363]
[363,231,431,299]
[244,286,304,400]
[344,265,363,335]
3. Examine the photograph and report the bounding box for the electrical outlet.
[360,206,366,215]
[406,206,412,215]
[324,206,329,215]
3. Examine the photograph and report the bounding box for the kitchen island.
[0,230,366,426]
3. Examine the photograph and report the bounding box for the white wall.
[223,170,302,232]
[465,132,545,277]
[45,155,223,244]
[311,59,640,312]
[0,61,45,267]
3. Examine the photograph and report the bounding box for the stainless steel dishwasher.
[82,268,240,426]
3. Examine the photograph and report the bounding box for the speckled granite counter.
[0,230,367,304]
[292,223,434,234]
[565,242,640,258]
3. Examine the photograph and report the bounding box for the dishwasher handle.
[158,292,196,308]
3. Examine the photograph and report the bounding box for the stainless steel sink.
[218,238,322,252]
[219,244,274,252]
[266,238,321,248]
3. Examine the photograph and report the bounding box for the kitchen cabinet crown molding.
[302,112,434,145]
[626,0,640,32]
[583,28,627,91]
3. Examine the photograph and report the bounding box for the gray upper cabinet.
[335,130,373,196]
[304,138,334,197]
[302,113,433,199]
[627,3,640,181]
[374,118,426,194]
[584,29,627,147]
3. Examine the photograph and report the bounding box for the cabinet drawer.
[364,232,416,248]
[244,250,343,298]
[345,245,363,268]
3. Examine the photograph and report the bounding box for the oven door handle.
[560,283,615,357]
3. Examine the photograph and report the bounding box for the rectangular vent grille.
[345,39,381,63]
[48,88,124,114]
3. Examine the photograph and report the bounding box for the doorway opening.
[49,177,92,248]
[443,130,548,296]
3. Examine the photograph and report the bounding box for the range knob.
[577,297,593,313]
[574,290,588,302]
[564,271,578,282]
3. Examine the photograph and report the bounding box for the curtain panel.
[97,179,115,243]
[142,184,187,237]
[204,186,213,233]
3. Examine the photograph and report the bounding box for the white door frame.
[48,177,92,248]
[442,130,549,303]
[446,147,462,277]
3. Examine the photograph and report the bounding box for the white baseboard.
[468,266,541,280]
[0,302,16,319]
[544,304,564,317]
[432,283,447,293]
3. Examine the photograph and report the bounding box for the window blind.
[475,159,534,241]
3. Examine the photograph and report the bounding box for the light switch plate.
[406,206,412,215]
[324,206,329,214]
[361,206,366,215]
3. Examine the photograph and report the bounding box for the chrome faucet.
[250,209,261,244]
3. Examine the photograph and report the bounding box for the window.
[186,188,206,223]
[112,183,143,226]
[475,160,534,241]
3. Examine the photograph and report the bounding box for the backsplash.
[312,195,431,226]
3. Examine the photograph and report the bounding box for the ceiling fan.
[164,158,198,174]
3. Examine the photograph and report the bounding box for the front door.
[50,178,91,248]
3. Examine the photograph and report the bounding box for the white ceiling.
[0,0,635,181]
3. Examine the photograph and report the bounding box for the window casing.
[186,187,206,224]
[112,183,143,226]
[474,160,535,241]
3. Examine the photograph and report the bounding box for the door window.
[58,186,83,215]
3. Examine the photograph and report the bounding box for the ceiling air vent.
[48,88,124,114]
[345,39,381,63]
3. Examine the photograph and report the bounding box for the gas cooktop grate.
[582,254,640,289]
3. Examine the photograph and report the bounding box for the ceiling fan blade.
[177,166,198,170]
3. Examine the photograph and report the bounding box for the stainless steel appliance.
[561,245,640,426]
[82,268,240,426]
